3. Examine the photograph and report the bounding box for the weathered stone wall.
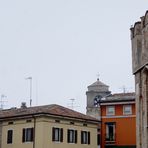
[131,10,148,148]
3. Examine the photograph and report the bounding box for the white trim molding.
[102,115,136,119]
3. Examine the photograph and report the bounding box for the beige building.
[130,10,148,148]
[0,104,99,148]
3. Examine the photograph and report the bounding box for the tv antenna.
[67,98,80,110]
[0,94,7,110]
[25,77,32,107]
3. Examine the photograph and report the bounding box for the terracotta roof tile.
[0,104,99,123]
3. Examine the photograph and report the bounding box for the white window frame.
[123,105,132,115]
[106,123,115,141]
[106,106,115,116]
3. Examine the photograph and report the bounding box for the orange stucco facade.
[100,103,136,148]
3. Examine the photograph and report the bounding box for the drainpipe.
[33,116,36,148]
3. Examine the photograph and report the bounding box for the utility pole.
[26,77,32,107]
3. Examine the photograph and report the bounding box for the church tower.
[86,78,111,119]
[131,11,148,148]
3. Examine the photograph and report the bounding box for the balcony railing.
[105,133,116,143]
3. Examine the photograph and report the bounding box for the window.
[106,106,115,116]
[123,105,132,115]
[55,120,60,123]
[52,127,63,142]
[105,122,115,142]
[8,122,13,125]
[81,131,90,144]
[67,129,77,143]
[7,130,13,144]
[22,128,34,142]
[26,120,32,123]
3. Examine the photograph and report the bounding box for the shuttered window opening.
[81,131,90,144]
[52,127,63,142]
[7,130,13,144]
[67,129,77,143]
[22,128,34,142]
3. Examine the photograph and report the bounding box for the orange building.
[100,93,136,148]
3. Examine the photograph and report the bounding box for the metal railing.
[105,133,116,143]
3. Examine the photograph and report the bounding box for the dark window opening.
[52,127,63,142]
[67,129,77,143]
[81,131,90,144]
[7,130,13,144]
[22,128,34,142]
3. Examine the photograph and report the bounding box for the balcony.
[105,133,116,145]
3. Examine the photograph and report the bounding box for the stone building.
[86,78,111,120]
[130,10,148,148]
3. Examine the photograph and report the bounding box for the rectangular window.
[123,105,132,115]
[7,130,13,144]
[105,123,115,142]
[106,106,115,116]
[81,131,90,144]
[67,129,77,143]
[22,128,34,142]
[52,127,63,142]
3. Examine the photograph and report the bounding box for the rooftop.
[0,104,99,123]
[87,79,109,92]
[100,92,135,103]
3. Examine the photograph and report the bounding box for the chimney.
[21,102,27,109]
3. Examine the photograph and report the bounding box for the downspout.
[33,116,36,148]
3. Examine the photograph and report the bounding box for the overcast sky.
[0,0,147,113]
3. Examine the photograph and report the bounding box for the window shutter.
[81,131,83,144]
[22,129,25,142]
[88,132,90,145]
[75,130,77,143]
[31,128,34,142]
[60,128,63,142]
[67,129,70,143]
[97,134,100,145]
[52,127,55,141]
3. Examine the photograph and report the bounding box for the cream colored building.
[0,104,99,148]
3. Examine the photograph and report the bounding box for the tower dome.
[87,78,109,92]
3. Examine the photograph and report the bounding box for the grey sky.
[0,1,147,113]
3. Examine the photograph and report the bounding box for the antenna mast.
[26,77,32,107]
[0,94,7,110]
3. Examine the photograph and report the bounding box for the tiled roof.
[0,104,99,123]
[88,79,109,87]
[100,92,135,103]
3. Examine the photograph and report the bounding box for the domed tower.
[86,78,111,119]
